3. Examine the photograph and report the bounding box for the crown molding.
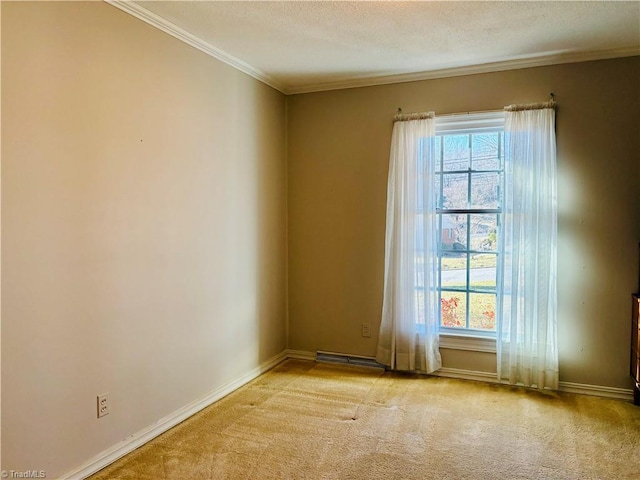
[105,0,288,94]
[287,46,640,95]
[105,1,638,97]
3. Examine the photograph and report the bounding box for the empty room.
[2,1,639,479]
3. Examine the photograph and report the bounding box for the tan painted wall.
[2,1,639,476]
[1,2,286,477]
[287,57,640,389]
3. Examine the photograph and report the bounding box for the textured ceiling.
[125,1,640,93]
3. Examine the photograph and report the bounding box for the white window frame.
[435,111,505,343]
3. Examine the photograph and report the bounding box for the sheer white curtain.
[376,113,442,373]
[498,102,558,389]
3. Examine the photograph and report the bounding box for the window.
[379,104,556,377]
[435,112,505,335]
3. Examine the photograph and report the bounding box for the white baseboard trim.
[284,348,317,361]
[434,366,500,383]
[64,349,634,478]
[426,366,635,401]
[286,350,635,401]
[558,381,634,401]
[62,351,288,480]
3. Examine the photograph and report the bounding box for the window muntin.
[435,115,504,335]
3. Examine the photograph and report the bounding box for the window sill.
[439,333,496,353]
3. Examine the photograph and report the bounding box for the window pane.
[440,214,467,252]
[442,174,468,209]
[441,291,467,329]
[470,172,500,209]
[470,254,497,290]
[469,214,497,251]
[472,133,501,170]
[469,293,496,330]
[441,255,467,290]
[434,121,504,335]
[443,135,469,171]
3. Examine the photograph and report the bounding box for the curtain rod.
[434,108,504,117]
[393,110,435,122]
[396,93,556,119]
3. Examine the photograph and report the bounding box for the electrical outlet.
[97,393,110,418]
[362,323,371,338]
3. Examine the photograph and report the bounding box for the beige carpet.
[90,359,640,479]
